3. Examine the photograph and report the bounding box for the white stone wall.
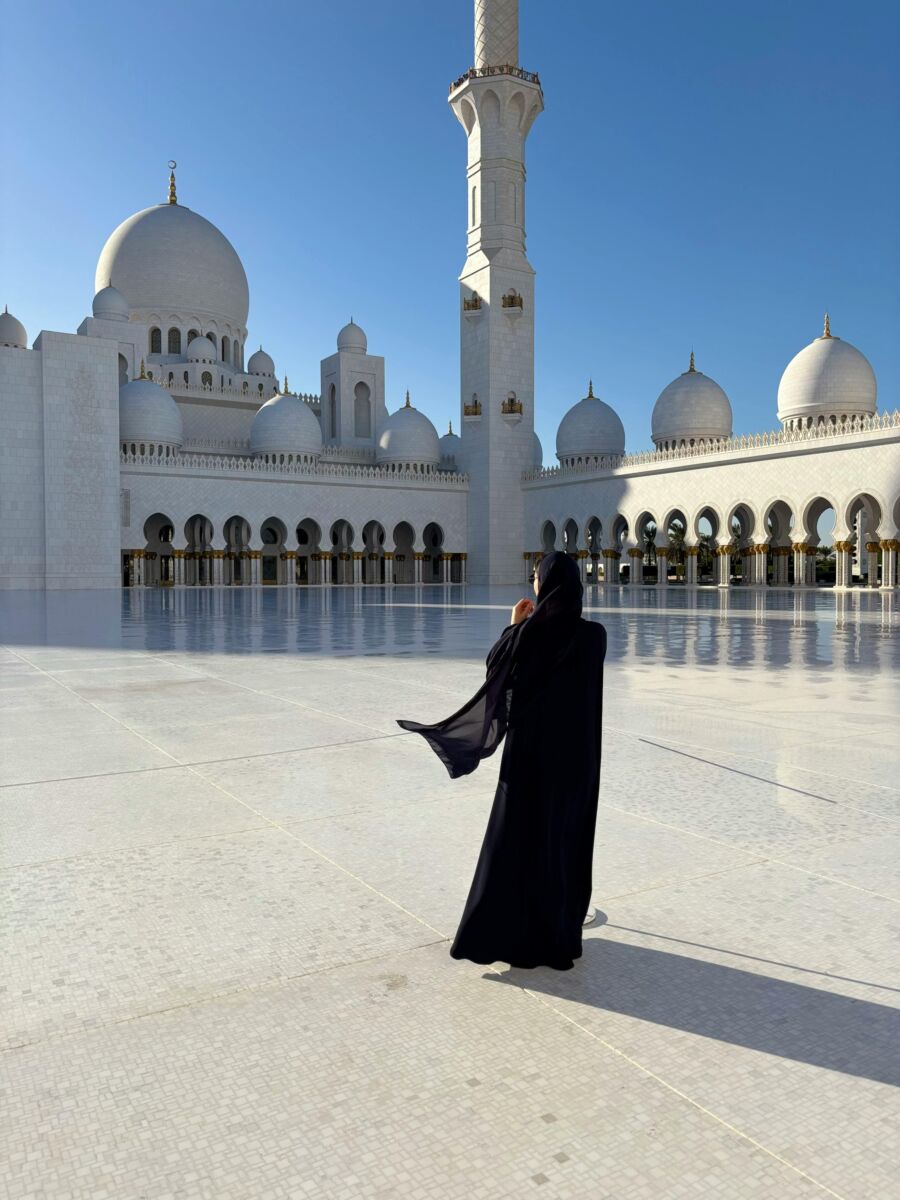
[36,332,122,588]
[0,334,121,589]
[524,428,900,548]
[0,347,46,587]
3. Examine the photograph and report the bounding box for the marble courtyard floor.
[1,585,898,1200]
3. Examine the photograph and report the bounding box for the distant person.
[398,551,607,971]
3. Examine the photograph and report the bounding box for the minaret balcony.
[449,65,542,97]
[501,291,524,318]
[463,294,483,320]
[501,398,523,423]
[463,400,483,420]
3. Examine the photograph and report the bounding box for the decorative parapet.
[120,450,468,488]
[463,293,483,312]
[501,398,523,415]
[463,400,482,417]
[501,291,524,311]
[449,64,541,94]
[522,409,900,483]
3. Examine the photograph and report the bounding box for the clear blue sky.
[3,0,898,459]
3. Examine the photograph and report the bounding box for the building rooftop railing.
[121,450,468,488]
[524,409,900,483]
[449,64,541,94]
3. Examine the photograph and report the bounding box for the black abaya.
[398,552,607,971]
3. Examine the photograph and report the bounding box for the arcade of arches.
[530,493,900,589]
[126,516,465,587]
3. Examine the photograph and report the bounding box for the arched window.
[471,184,477,226]
[222,336,231,363]
[329,384,337,440]
[201,371,212,387]
[242,381,249,393]
[149,327,161,354]
[183,371,189,384]
[206,334,218,357]
[258,382,264,394]
[118,354,128,385]
[354,381,371,438]
[168,371,174,384]
[188,329,199,344]
[167,328,181,354]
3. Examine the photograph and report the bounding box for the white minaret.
[450,0,543,585]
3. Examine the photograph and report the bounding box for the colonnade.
[522,539,900,590]
[123,547,467,587]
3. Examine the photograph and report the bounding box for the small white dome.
[651,354,732,447]
[439,421,460,461]
[532,431,544,469]
[247,346,275,375]
[250,389,323,458]
[376,394,440,466]
[92,284,130,322]
[187,335,217,362]
[556,382,625,462]
[0,306,27,348]
[777,317,876,425]
[119,376,183,447]
[337,320,367,354]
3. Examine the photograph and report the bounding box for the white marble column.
[414,553,424,585]
[880,540,898,588]
[133,550,144,587]
[626,546,643,585]
[866,541,880,587]
[683,547,698,587]
[655,546,669,587]
[383,552,395,585]
[834,541,853,589]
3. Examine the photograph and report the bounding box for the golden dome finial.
[167,160,177,205]
[283,375,289,393]
[405,389,411,408]
[448,419,453,434]
[587,379,594,398]
[689,349,696,372]
[139,358,147,379]
[823,312,832,339]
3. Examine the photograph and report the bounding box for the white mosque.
[1,0,898,592]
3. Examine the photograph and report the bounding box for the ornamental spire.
[405,390,411,408]
[139,359,147,379]
[284,375,289,393]
[587,379,594,398]
[448,420,454,434]
[823,312,831,339]
[167,160,177,205]
[688,349,696,372]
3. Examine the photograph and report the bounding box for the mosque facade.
[1,0,898,592]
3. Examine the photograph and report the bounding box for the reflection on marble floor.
[1,587,898,1199]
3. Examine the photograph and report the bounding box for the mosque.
[1,0,898,592]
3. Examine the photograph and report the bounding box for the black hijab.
[397,552,584,778]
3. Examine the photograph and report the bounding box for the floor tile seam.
[497,977,849,1200]
[597,802,900,903]
[1,937,452,1057]
[621,727,900,799]
[0,762,184,792]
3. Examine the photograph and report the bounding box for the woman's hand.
[510,598,535,626]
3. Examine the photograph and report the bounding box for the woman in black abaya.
[398,551,607,971]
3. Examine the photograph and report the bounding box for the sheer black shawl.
[397,552,585,777]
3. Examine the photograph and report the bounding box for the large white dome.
[532,430,544,469]
[119,376,183,448]
[187,335,217,362]
[95,201,249,331]
[250,390,323,459]
[777,318,876,427]
[376,394,440,467]
[651,355,732,447]
[556,382,625,463]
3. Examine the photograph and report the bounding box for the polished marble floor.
[1,586,898,1199]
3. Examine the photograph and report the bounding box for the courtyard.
[1,586,898,1199]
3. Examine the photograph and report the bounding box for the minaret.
[450,0,543,585]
